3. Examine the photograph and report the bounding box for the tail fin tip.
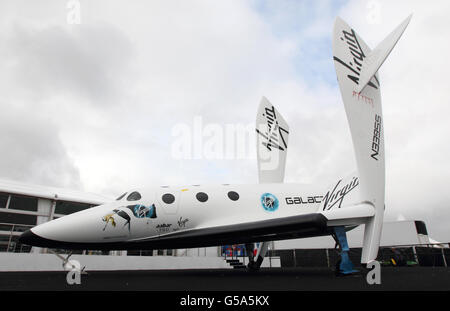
[355,14,412,93]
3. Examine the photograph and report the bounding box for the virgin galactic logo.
[261,193,279,212]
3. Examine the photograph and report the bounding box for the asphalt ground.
[1,267,449,291]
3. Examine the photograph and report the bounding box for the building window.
[0,234,32,253]
[0,212,36,226]
[196,192,208,203]
[8,195,37,212]
[0,235,10,252]
[55,201,92,215]
[162,193,175,204]
[0,193,9,209]
[127,192,141,201]
[227,191,239,201]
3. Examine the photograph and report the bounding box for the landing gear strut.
[246,242,269,271]
[48,249,87,274]
[245,243,256,269]
[332,226,358,276]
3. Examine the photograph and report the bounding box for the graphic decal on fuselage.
[261,193,279,212]
[333,27,379,90]
[321,177,359,211]
[127,204,157,219]
[256,105,289,152]
[371,114,382,161]
[177,217,189,228]
[352,91,374,108]
[172,217,189,232]
[156,223,172,233]
[102,209,131,232]
[101,204,157,233]
[285,195,323,205]
[102,213,116,230]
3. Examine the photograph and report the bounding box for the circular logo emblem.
[261,193,279,212]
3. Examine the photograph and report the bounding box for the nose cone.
[19,228,91,249]
[19,203,131,249]
[19,229,52,247]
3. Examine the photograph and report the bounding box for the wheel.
[247,261,260,271]
[334,259,342,276]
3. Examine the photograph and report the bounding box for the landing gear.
[332,227,358,276]
[247,260,260,271]
[246,242,269,271]
[245,243,258,271]
[47,249,87,274]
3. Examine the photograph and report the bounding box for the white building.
[0,178,111,254]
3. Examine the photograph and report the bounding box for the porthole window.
[162,193,175,204]
[196,192,208,203]
[227,191,239,201]
[127,191,141,201]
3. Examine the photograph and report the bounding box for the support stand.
[247,242,269,271]
[48,249,87,274]
[332,227,358,275]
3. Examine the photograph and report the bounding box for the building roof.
[0,178,113,206]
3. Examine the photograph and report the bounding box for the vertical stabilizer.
[256,97,289,183]
[250,97,290,270]
[355,15,412,93]
[332,16,410,264]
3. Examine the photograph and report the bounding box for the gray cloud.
[3,22,133,106]
[0,106,81,189]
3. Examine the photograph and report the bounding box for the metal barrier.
[270,243,450,268]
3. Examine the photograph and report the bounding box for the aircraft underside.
[21,213,332,250]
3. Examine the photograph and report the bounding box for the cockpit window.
[116,192,127,201]
[127,204,157,219]
[127,191,142,201]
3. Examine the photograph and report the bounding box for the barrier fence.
[268,245,450,268]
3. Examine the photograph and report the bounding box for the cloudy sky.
[0,0,449,241]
